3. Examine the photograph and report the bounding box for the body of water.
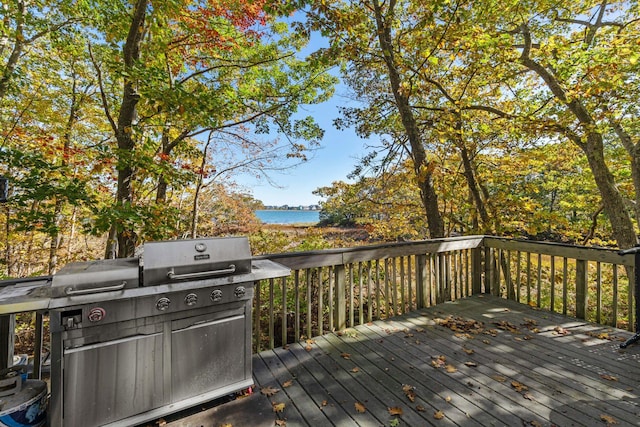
[255,210,320,225]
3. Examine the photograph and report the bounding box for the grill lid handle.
[65,281,127,296]
[166,265,236,281]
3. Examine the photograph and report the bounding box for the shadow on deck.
[148,295,640,426]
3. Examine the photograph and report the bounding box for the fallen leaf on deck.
[305,344,312,351]
[523,392,535,401]
[463,348,475,355]
[464,361,478,367]
[601,374,618,382]
[600,414,617,425]
[416,327,425,332]
[491,375,507,382]
[156,419,167,426]
[511,381,528,393]
[282,380,293,388]
[306,339,316,344]
[282,344,290,350]
[402,384,416,402]
[275,420,286,426]
[321,400,328,407]
[261,386,280,397]
[434,410,445,420]
[553,326,570,335]
[416,404,426,412]
[431,355,446,368]
[341,352,351,359]
[445,365,457,373]
[220,424,232,427]
[493,320,518,333]
[527,421,543,427]
[351,367,360,373]
[272,402,285,413]
[388,406,403,416]
[444,396,452,403]
[355,402,366,413]
[482,339,491,344]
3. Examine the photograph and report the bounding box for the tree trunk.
[371,0,444,238]
[518,24,637,249]
[114,0,148,257]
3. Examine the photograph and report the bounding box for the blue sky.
[235,85,371,206]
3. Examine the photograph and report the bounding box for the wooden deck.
[156,295,640,426]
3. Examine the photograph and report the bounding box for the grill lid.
[50,258,140,297]
[142,237,251,286]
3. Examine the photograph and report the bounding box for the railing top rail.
[254,235,485,269]
[483,236,631,266]
[254,235,633,270]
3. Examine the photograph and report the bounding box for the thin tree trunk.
[371,0,444,238]
[114,0,148,257]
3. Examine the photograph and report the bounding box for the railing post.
[472,247,483,295]
[0,315,15,369]
[576,259,588,319]
[335,264,346,331]
[416,254,427,308]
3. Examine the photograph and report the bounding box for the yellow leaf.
[445,365,457,373]
[434,410,445,420]
[275,420,286,426]
[600,414,617,424]
[463,348,474,355]
[272,402,285,413]
[355,402,366,413]
[511,381,528,392]
[282,380,293,388]
[388,406,403,416]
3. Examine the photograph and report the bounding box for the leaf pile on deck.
[434,316,485,337]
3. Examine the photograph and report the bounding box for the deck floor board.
[160,295,640,427]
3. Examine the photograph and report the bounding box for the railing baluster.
[526,252,531,305]
[613,265,619,327]
[629,265,635,332]
[295,270,300,342]
[254,280,261,352]
[307,268,313,339]
[384,258,391,318]
[349,263,354,327]
[516,251,521,303]
[367,260,373,322]
[537,253,542,308]
[407,256,413,311]
[400,257,406,314]
[318,268,323,336]
[550,256,556,312]
[281,276,287,347]
[375,260,381,319]
[596,262,602,324]
[562,257,568,316]
[269,278,275,349]
[328,266,334,332]
[358,262,364,325]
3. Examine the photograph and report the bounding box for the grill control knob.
[234,286,246,299]
[184,293,198,306]
[88,307,105,323]
[156,297,171,311]
[210,289,223,302]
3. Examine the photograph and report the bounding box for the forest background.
[1,0,639,280]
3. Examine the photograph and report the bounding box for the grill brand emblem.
[195,242,207,252]
[194,254,210,261]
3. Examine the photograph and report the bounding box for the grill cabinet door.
[63,333,165,427]
[171,313,250,402]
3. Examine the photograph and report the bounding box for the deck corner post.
[576,259,588,319]
[335,264,347,330]
[416,254,427,308]
[472,247,483,295]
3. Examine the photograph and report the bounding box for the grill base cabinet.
[50,285,255,427]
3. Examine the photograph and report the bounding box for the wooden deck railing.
[253,235,633,352]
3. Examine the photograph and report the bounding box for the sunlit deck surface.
[155,295,640,426]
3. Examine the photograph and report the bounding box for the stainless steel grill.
[43,237,289,427]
